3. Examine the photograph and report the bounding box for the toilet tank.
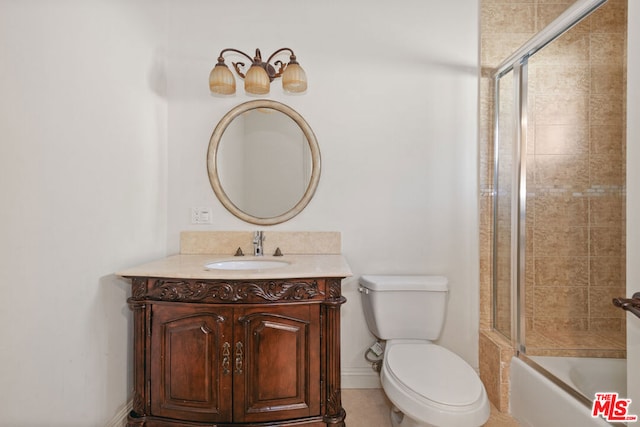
[359,275,448,340]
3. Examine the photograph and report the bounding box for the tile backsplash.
[180,231,342,256]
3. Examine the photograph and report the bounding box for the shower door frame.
[492,59,528,351]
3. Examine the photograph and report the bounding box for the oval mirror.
[207,100,321,225]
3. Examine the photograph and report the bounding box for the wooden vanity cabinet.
[126,276,346,427]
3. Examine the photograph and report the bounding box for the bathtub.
[529,356,627,399]
[510,356,627,427]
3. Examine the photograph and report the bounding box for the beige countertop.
[118,254,352,280]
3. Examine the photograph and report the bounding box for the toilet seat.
[381,341,489,427]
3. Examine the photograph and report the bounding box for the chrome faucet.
[253,231,265,256]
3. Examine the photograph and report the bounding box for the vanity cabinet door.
[233,304,321,423]
[150,304,233,422]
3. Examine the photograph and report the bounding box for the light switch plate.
[191,207,212,224]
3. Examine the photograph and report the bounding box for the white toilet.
[359,275,490,427]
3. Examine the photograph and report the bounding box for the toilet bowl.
[381,340,489,427]
[359,275,490,427]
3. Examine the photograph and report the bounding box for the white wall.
[0,1,168,425]
[165,0,480,385]
[626,0,640,418]
[0,1,481,424]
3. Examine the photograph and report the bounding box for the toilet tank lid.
[359,275,448,292]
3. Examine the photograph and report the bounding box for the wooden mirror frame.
[207,100,321,225]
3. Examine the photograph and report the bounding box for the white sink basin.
[205,259,290,271]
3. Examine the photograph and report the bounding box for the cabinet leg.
[324,407,346,427]
[127,411,146,427]
[323,283,346,427]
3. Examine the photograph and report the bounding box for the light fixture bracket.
[229,49,288,82]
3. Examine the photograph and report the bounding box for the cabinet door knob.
[235,341,244,374]
[222,342,231,375]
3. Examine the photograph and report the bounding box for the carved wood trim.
[325,278,346,305]
[131,277,147,300]
[131,391,144,417]
[130,279,324,303]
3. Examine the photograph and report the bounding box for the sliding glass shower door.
[523,24,626,359]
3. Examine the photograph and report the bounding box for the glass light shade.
[209,63,236,95]
[282,63,307,93]
[244,64,270,95]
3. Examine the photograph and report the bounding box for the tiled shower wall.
[525,1,627,356]
[478,0,627,411]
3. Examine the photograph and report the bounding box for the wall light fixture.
[209,48,307,96]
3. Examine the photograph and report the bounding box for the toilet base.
[390,406,435,427]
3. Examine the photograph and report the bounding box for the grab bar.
[613,292,640,319]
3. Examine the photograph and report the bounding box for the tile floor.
[342,388,520,427]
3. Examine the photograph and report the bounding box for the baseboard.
[105,399,132,427]
[341,367,381,389]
